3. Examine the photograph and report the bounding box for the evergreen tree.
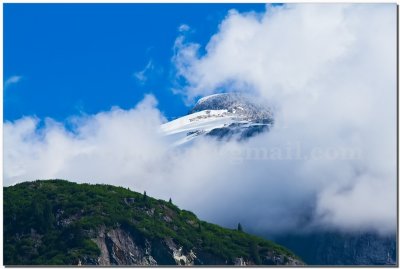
[143,191,147,201]
[237,223,243,232]
[169,198,172,204]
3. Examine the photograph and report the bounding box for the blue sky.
[4,3,266,122]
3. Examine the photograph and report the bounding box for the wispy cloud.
[133,60,155,84]
[4,75,23,89]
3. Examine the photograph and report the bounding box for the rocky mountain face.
[4,180,303,266]
[274,231,397,266]
[190,93,273,121]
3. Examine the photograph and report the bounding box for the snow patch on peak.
[160,109,236,146]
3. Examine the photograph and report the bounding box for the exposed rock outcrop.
[91,226,157,265]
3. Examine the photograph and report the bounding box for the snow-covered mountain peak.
[161,93,273,146]
[191,93,273,121]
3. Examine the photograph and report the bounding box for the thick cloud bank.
[4,4,396,235]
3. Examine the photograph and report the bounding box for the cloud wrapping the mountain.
[172,4,397,234]
[4,4,396,235]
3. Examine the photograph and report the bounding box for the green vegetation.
[4,180,299,265]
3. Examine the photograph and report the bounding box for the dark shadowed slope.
[274,231,396,266]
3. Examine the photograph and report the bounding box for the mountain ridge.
[4,179,303,266]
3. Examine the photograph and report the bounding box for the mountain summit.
[190,93,273,120]
[161,93,273,146]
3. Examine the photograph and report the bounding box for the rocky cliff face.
[82,226,303,266]
[85,226,198,266]
[90,227,157,265]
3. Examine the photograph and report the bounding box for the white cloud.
[4,75,23,89]
[178,24,190,32]
[171,4,396,234]
[4,95,168,188]
[3,4,397,236]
